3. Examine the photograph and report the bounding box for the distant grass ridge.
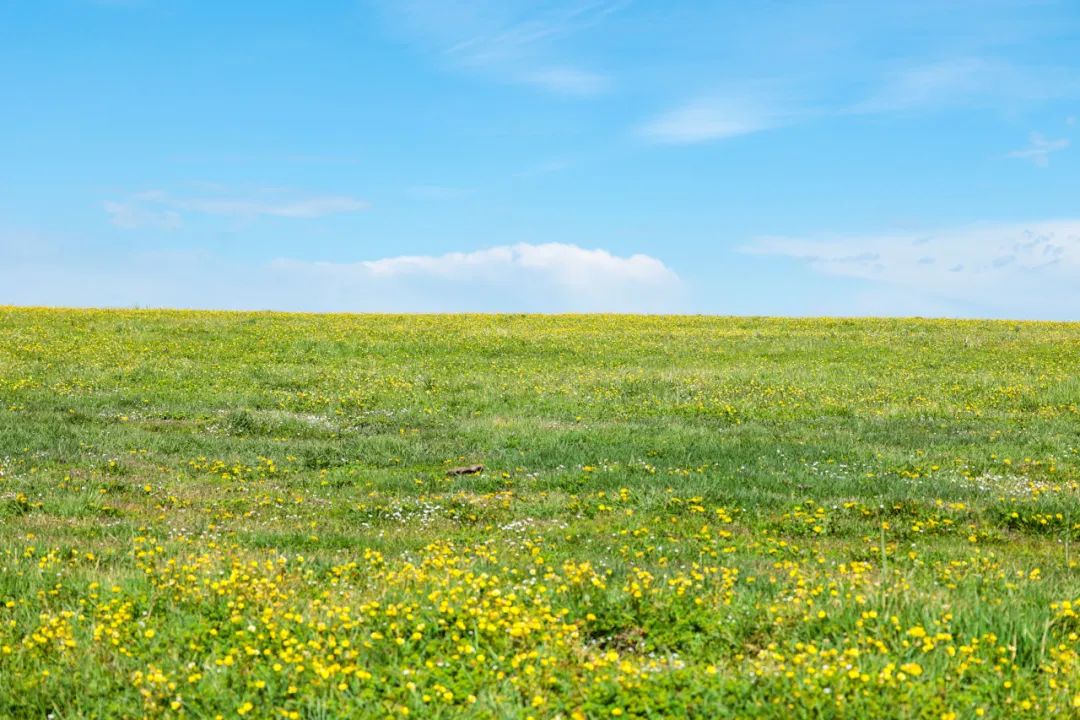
[1,308,1079,717]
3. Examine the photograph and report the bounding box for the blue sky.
[2,0,1079,317]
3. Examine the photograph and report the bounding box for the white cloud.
[0,232,682,313]
[271,242,684,312]
[105,189,369,228]
[744,220,1080,318]
[1008,132,1070,167]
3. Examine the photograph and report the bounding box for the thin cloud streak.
[1008,132,1070,167]
[104,190,369,228]
[382,0,618,95]
[640,57,1080,145]
[521,66,610,95]
[637,96,795,144]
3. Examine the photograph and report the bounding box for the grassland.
[2,308,1080,718]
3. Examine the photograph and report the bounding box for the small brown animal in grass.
[446,464,484,476]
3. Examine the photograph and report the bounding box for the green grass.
[2,307,1080,718]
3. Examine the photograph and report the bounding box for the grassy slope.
[1,308,1080,718]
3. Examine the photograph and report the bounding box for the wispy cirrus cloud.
[513,158,572,179]
[520,66,609,96]
[851,57,1080,114]
[640,57,1080,145]
[380,0,618,96]
[88,0,151,7]
[850,58,998,114]
[743,220,1080,318]
[103,196,182,230]
[406,184,473,200]
[178,195,369,219]
[636,92,801,144]
[1008,132,1070,167]
[105,189,369,229]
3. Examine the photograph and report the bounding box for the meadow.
[2,308,1080,719]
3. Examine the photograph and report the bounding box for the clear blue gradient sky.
[2,1,1078,317]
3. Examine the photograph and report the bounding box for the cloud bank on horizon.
[0,237,684,313]
[745,220,1080,320]
[1,1,1079,318]
[271,243,685,313]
